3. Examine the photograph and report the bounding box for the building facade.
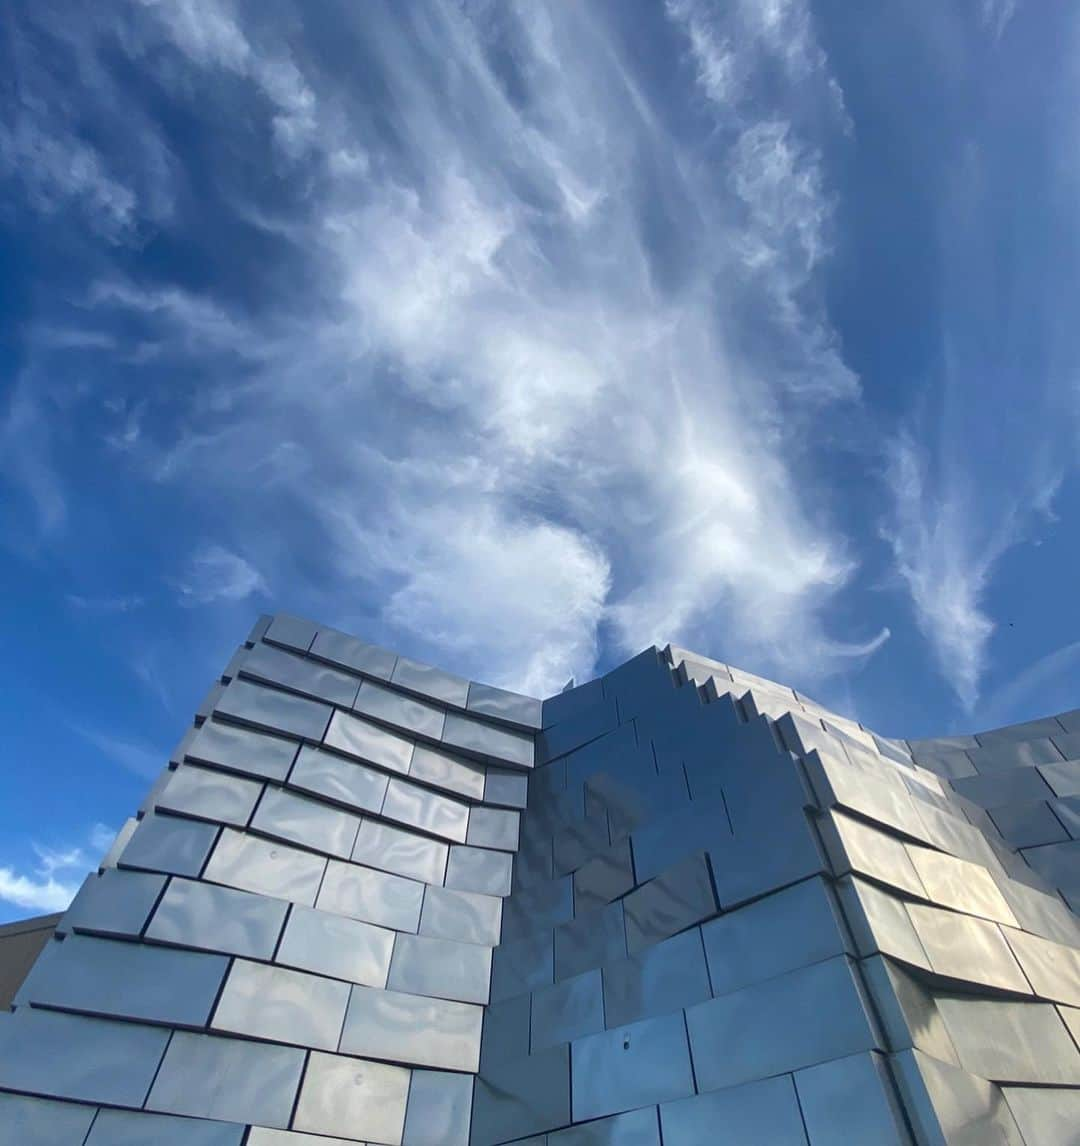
[1,612,1079,1144]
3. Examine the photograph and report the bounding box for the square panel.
[622,850,717,955]
[471,1043,570,1146]
[294,1052,410,1145]
[402,1068,473,1146]
[483,768,529,808]
[445,845,513,898]
[602,927,712,1029]
[409,743,486,801]
[420,884,502,946]
[466,806,520,852]
[531,968,605,1052]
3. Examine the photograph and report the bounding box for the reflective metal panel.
[660,1075,808,1146]
[339,984,483,1072]
[571,1011,695,1122]
[1039,759,1080,798]
[119,813,219,877]
[351,818,448,885]
[794,1051,908,1146]
[574,839,635,915]
[548,1108,660,1146]
[410,743,486,801]
[836,876,930,969]
[391,657,471,708]
[466,806,520,852]
[420,884,501,946]
[85,1109,245,1146]
[214,679,332,742]
[156,763,262,827]
[403,1068,473,1146]
[18,932,227,1026]
[905,903,1031,993]
[388,931,492,1004]
[1003,1086,1080,1146]
[147,1030,306,1128]
[277,903,394,988]
[212,959,349,1051]
[382,777,470,843]
[185,718,299,782]
[247,1131,351,1146]
[310,626,398,679]
[445,844,513,897]
[602,927,712,1029]
[354,680,446,740]
[818,811,926,898]
[442,713,534,768]
[0,1007,169,1106]
[317,859,425,932]
[289,744,389,814]
[622,851,717,955]
[489,931,553,1002]
[240,640,360,708]
[467,682,542,729]
[1001,925,1080,1007]
[204,827,327,904]
[60,868,166,938]
[860,956,959,1064]
[147,876,288,958]
[251,786,360,859]
[483,768,529,808]
[0,1092,97,1146]
[264,613,318,652]
[501,876,573,942]
[905,845,1018,925]
[471,1043,570,1146]
[555,900,627,981]
[480,992,530,1069]
[323,709,415,775]
[685,956,878,1091]
[531,968,604,1052]
[293,1052,410,1145]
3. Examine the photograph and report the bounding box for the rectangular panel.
[204,827,327,905]
[0,1092,97,1146]
[85,1108,245,1146]
[119,813,219,878]
[185,718,299,782]
[835,875,929,970]
[147,1029,306,1128]
[354,680,446,740]
[500,876,573,942]
[289,744,389,814]
[442,712,534,768]
[1003,1086,1080,1146]
[489,931,554,1003]
[1038,759,1080,798]
[555,901,627,981]
[531,967,604,1052]
[571,1010,695,1121]
[264,613,318,652]
[622,851,718,955]
[213,959,349,1050]
[410,743,486,801]
[147,876,288,959]
[388,931,492,1004]
[483,768,529,808]
[467,682,542,729]
[323,709,415,775]
[660,1075,808,1146]
[818,810,926,898]
[317,859,425,932]
[466,806,520,852]
[686,956,878,1091]
[553,815,610,876]
[905,903,1031,993]
[391,657,471,707]
[60,868,166,938]
[382,777,470,843]
[310,626,398,679]
[251,786,360,859]
[277,903,394,987]
[905,845,1018,925]
[0,1007,169,1107]
[214,678,332,741]
[340,984,483,1071]
[294,1052,410,1145]
[403,1068,473,1146]
[420,884,502,946]
[240,640,360,708]
[1001,925,1080,1008]
[17,932,227,1026]
[351,818,448,885]
[794,1051,908,1146]
[602,927,712,1029]
[445,844,513,897]
[157,763,262,827]
[471,1043,570,1146]
[479,992,530,1069]
[574,839,635,915]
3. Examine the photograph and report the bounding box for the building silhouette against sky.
[1,613,1078,1143]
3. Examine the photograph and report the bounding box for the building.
[1,612,1078,1144]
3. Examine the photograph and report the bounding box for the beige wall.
[0,914,61,1010]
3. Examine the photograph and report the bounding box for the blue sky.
[2,0,1079,920]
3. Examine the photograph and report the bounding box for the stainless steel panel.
[660,1075,808,1146]
[148,1029,306,1128]
[354,680,446,740]
[548,1107,660,1146]
[467,682,542,729]
[99,817,138,868]
[905,845,1018,925]
[471,1043,569,1146]
[215,679,332,741]
[968,737,1064,771]
[686,956,878,1091]
[466,806,520,852]
[501,876,573,942]
[410,743,486,801]
[251,786,360,859]
[289,744,389,814]
[240,640,360,708]
[382,777,470,843]
[247,1131,350,1146]
[701,876,849,997]
[388,931,492,1004]
[573,839,635,914]
[119,812,218,877]
[293,1052,410,1144]
[1001,925,1080,1007]
[1002,1086,1080,1146]
[860,956,959,1063]
[1039,759,1080,798]
[0,1007,169,1106]
[818,810,926,898]
[185,718,299,782]
[147,876,288,958]
[442,712,534,768]
[1052,795,1080,839]
[156,763,262,826]
[277,903,394,987]
[403,1068,473,1146]
[952,768,1055,807]
[204,827,327,905]
[571,1010,695,1121]
[212,959,349,1051]
[323,709,415,775]
[420,884,501,946]
[602,927,712,1029]
[317,858,425,932]
[553,815,610,876]
[351,818,448,885]
[339,984,483,1071]
[85,1109,245,1146]
[1022,839,1080,896]
[489,931,553,1002]
[794,1051,908,1145]
[483,768,529,808]
[531,968,604,1052]
[0,1092,97,1146]
[991,800,1071,847]
[836,876,930,969]
[391,657,471,707]
[445,844,513,897]
[17,932,227,1025]
[310,626,398,679]
[479,992,530,1069]
[905,903,1031,993]
[555,900,626,981]
[59,868,166,938]
[622,851,717,955]
[264,613,318,652]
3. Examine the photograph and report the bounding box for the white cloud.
[0,825,115,915]
[174,544,270,606]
